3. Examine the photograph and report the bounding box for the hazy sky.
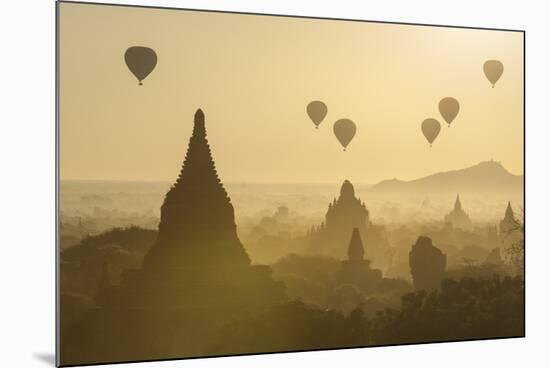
[59,3,524,184]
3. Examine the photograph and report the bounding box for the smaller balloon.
[421,118,441,147]
[439,97,460,127]
[333,119,357,151]
[125,46,158,85]
[306,101,328,129]
[483,60,504,88]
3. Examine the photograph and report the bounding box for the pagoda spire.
[505,201,514,220]
[143,109,250,273]
[454,193,462,211]
[171,108,221,191]
[193,109,205,136]
[347,228,365,261]
[340,179,355,200]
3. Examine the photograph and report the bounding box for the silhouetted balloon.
[124,46,157,85]
[439,97,460,127]
[333,119,356,151]
[306,101,328,129]
[421,118,441,147]
[483,60,504,88]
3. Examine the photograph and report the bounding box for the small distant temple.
[326,180,369,232]
[499,201,517,235]
[499,201,522,249]
[444,194,473,230]
[348,228,365,261]
[308,180,390,270]
[336,228,382,293]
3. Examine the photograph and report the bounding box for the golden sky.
[59,2,524,184]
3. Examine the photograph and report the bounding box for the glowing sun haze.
[59,3,524,184]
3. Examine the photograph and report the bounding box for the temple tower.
[336,227,382,293]
[308,180,390,270]
[143,109,250,273]
[347,228,365,261]
[444,193,472,230]
[499,201,517,235]
[454,194,462,211]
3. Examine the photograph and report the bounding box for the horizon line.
[59,178,374,186]
[59,159,524,185]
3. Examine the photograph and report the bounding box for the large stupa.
[62,109,285,365]
[143,109,250,273]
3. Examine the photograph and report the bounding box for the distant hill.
[368,160,523,195]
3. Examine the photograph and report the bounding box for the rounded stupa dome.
[340,180,355,199]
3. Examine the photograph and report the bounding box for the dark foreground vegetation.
[215,275,523,354]
[60,227,523,364]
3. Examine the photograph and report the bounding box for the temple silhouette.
[62,110,285,365]
[409,236,447,291]
[499,201,517,235]
[143,109,250,272]
[444,194,473,230]
[499,201,522,249]
[336,228,383,293]
[308,180,390,270]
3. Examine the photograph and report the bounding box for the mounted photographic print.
[57,1,525,366]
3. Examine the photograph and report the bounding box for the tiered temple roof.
[143,109,250,273]
[499,201,518,235]
[308,180,390,270]
[325,180,369,230]
[444,194,472,230]
[63,109,285,364]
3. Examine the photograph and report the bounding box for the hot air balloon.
[306,101,328,129]
[421,118,441,147]
[124,46,157,85]
[333,119,356,151]
[439,97,460,127]
[483,60,504,88]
